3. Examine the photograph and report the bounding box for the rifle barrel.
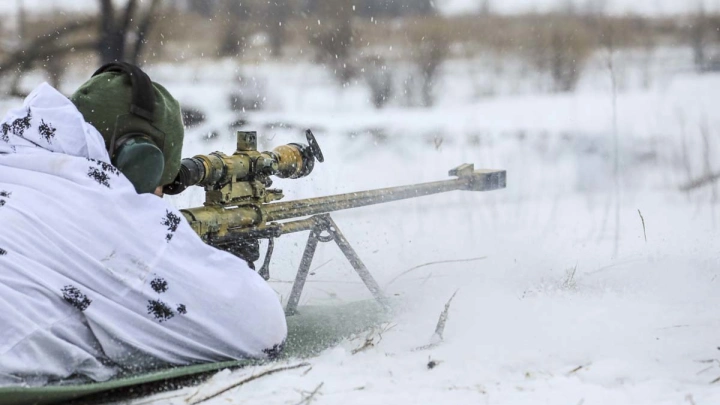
[182,166,505,242]
[265,169,505,222]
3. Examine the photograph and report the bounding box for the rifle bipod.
[260,214,388,315]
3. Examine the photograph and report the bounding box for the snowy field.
[1,0,719,16]
[0,1,719,404]
[13,49,705,404]
[0,13,718,397]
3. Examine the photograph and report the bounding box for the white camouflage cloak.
[0,83,287,386]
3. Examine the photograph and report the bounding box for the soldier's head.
[70,63,184,195]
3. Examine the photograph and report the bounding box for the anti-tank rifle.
[164,130,506,314]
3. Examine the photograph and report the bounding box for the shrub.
[362,55,394,108]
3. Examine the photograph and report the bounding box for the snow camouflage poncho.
[0,83,287,386]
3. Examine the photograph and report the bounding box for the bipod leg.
[323,215,389,310]
[285,215,389,316]
[285,221,322,316]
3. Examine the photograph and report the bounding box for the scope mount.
[197,130,325,207]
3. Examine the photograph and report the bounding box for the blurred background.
[0,0,719,302]
[4,3,720,402]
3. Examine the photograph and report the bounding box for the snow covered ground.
[40,51,712,404]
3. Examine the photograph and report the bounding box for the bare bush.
[635,18,658,89]
[265,0,290,57]
[44,54,66,90]
[97,0,163,65]
[362,56,394,109]
[185,0,215,17]
[686,5,720,72]
[401,73,416,107]
[0,0,163,94]
[411,33,449,107]
[228,75,266,111]
[526,16,595,92]
[307,0,355,85]
[181,107,206,128]
[478,0,492,15]
[217,0,253,57]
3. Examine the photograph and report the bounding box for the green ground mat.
[0,301,388,405]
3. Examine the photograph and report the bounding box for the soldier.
[0,63,287,386]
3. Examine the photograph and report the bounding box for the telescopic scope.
[164,130,324,195]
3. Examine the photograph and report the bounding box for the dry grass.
[6,10,717,63]
[2,8,719,93]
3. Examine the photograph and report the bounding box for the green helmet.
[70,65,184,191]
